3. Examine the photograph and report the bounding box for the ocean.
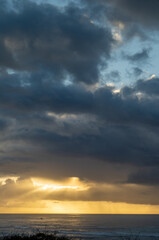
[0,214,159,240]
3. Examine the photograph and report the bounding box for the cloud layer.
[0,0,159,211]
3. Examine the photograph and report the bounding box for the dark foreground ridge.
[2,233,70,240]
[1,232,158,240]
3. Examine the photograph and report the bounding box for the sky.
[0,0,159,214]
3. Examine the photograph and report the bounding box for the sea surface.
[0,214,159,240]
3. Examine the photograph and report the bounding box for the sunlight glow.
[148,74,156,80]
[1,201,159,214]
[45,201,159,214]
[0,176,19,185]
[31,177,89,191]
[0,176,159,214]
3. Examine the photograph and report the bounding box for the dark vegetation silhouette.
[1,232,158,240]
[2,233,70,240]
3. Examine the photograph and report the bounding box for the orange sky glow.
[0,176,159,214]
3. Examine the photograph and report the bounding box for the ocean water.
[0,214,159,240]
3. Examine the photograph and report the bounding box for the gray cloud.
[1,72,159,126]
[109,0,159,28]
[0,0,113,84]
[128,168,159,186]
[135,77,159,96]
[133,67,143,77]
[0,72,159,173]
[85,0,159,42]
[123,48,150,63]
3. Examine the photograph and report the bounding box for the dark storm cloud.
[1,71,159,127]
[94,82,159,126]
[1,73,159,169]
[0,0,113,84]
[135,77,159,96]
[128,168,159,186]
[0,40,18,69]
[14,124,159,167]
[109,0,159,28]
[0,118,9,131]
[0,71,93,114]
[85,0,159,42]
[123,48,150,63]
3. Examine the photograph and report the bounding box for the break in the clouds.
[0,0,159,213]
